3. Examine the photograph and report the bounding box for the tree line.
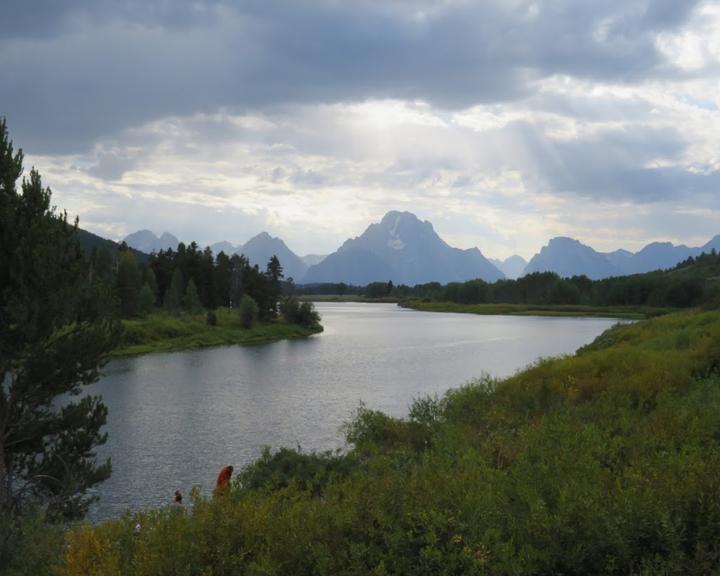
[297,252,720,309]
[88,239,320,328]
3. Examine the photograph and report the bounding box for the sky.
[2,0,719,259]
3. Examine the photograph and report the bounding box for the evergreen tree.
[0,119,120,520]
[199,247,216,309]
[183,278,203,313]
[144,267,159,305]
[229,254,246,307]
[164,268,184,312]
[214,251,232,307]
[116,250,142,318]
[90,246,115,287]
[149,248,175,304]
[137,283,156,316]
[265,255,284,318]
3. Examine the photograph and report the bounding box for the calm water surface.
[88,303,621,520]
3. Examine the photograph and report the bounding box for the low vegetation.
[40,307,720,575]
[400,301,671,319]
[114,308,322,357]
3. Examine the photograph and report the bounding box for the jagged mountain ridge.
[524,234,720,279]
[303,211,505,285]
[125,231,308,280]
[124,222,720,285]
[123,230,179,254]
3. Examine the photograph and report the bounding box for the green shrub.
[0,512,64,576]
[238,294,259,328]
[280,297,321,327]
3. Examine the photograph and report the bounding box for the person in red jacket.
[215,465,233,495]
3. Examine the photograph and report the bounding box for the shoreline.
[398,299,673,319]
[111,310,323,358]
[297,295,400,303]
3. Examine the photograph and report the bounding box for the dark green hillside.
[52,308,720,575]
[75,227,150,264]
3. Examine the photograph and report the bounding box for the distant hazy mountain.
[701,234,720,254]
[620,242,696,275]
[123,230,179,253]
[302,248,396,285]
[490,255,527,280]
[123,224,720,285]
[523,237,617,280]
[239,232,308,281]
[524,234,720,279]
[301,254,327,267]
[603,249,633,270]
[209,241,237,256]
[303,211,504,285]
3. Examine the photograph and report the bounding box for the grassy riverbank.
[298,294,400,303]
[400,299,673,319]
[35,306,720,575]
[113,308,322,357]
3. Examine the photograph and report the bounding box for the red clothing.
[216,465,233,492]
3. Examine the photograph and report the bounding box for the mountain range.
[524,235,720,279]
[122,212,720,285]
[123,230,179,254]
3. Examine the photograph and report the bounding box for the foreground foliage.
[0,119,120,528]
[53,308,720,575]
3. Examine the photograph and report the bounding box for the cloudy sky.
[2,0,719,259]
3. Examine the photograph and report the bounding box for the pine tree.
[144,267,159,305]
[265,255,284,318]
[137,283,156,316]
[164,268,184,312]
[0,118,121,520]
[182,278,202,313]
[116,250,142,318]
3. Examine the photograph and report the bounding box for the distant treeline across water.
[296,250,720,309]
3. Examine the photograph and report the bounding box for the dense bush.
[58,310,720,575]
[0,512,64,576]
[238,294,259,328]
[206,310,217,326]
[279,297,322,328]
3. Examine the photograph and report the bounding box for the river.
[87,302,621,520]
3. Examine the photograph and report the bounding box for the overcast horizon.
[2,0,719,260]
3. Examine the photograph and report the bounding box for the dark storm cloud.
[0,0,703,153]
